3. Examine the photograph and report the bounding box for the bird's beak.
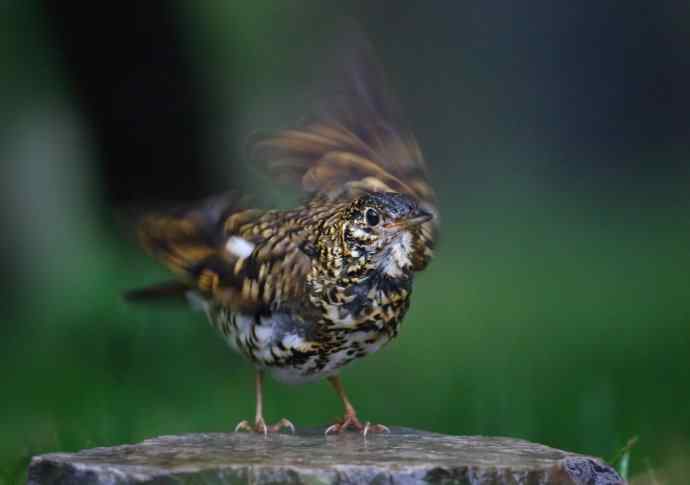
[405,208,433,226]
[385,208,433,229]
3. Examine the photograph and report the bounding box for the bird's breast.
[315,271,413,337]
[204,271,413,384]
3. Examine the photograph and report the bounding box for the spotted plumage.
[130,36,439,434]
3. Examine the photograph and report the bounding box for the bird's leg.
[234,370,295,435]
[324,375,390,436]
[325,375,362,431]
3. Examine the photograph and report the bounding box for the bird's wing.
[253,39,436,208]
[252,35,438,269]
[133,193,314,313]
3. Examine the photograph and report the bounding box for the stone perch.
[28,427,625,484]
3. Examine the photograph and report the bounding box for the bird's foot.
[234,417,295,436]
[324,414,390,437]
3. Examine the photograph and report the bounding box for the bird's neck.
[372,231,414,279]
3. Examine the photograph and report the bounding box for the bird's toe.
[269,418,296,434]
[362,422,390,438]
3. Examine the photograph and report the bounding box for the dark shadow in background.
[42,1,225,207]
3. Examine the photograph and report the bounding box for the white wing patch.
[225,236,255,259]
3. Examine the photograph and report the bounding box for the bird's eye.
[365,208,380,226]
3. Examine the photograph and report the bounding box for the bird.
[128,35,439,436]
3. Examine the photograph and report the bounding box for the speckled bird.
[129,38,439,436]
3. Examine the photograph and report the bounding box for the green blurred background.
[2,2,689,483]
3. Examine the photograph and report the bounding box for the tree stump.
[28,427,625,484]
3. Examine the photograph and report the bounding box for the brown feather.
[251,34,438,242]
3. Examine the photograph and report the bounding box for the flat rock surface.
[28,427,625,484]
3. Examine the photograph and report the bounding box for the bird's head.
[337,192,432,277]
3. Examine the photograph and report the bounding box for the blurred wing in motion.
[252,34,438,268]
[253,37,436,208]
[131,193,313,313]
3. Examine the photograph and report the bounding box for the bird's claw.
[234,417,295,435]
[325,414,389,437]
[362,422,390,438]
[271,418,296,434]
[324,413,362,435]
[234,419,264,435]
